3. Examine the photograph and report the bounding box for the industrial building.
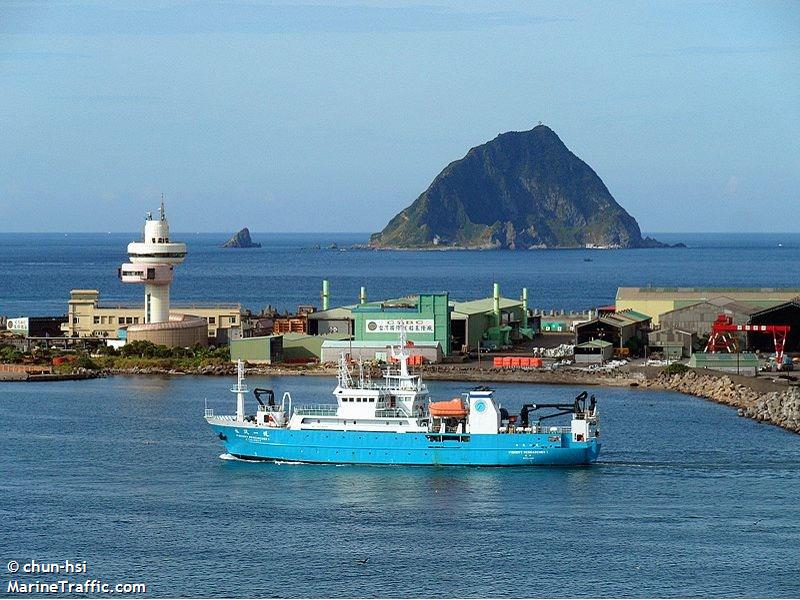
[450,285,533,352]
[320,340,443,364]
[616,287,800,325]
[657,298,757,338]
[62,289,243,344]
[352,293,451,355]
[748,300,800,353]
[307,306,354,336]
[648,328,697,359]
[5,316,67,338]
[229,282,541,364]
[688,352,760,377]
[574,340,614,364]
[230,332,350,364]
[230,334,284,364]
[575,310,651,350]
[307,281,535,355]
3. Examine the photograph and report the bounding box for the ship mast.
[337,353,354,389]
[390,323,410,379]
[232,359,248,421]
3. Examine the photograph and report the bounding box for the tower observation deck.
[120,201,187,324]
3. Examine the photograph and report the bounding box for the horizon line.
[1,230,800,236]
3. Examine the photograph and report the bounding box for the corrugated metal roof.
[617,287,800,300]
[750,298,800,319]
[689,352,759,366]
[660,298,760,319]
[616,309,652,323]
[451,297,522,316]
[576,339,612,348]
[306,306,355,320]
[282,332,350,341]
[576,310,650,330]
[321,340,441,349]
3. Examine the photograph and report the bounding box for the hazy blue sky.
[1,1,798,233]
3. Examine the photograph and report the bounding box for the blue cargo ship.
[205,336,601,466]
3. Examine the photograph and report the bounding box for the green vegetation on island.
[370,125,668,250]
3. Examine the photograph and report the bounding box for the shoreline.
[9,362,797,435]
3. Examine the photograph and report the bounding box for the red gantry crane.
[705,313,791,367]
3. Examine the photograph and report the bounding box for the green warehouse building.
[351,293,451,355]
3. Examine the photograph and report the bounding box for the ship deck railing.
[374,407,411,418]
[498,425,571,434]
[204,412,239,423]
[293,404,339,417]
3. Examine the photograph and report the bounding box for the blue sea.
[2,232,800,317]
[2,376,799,598]
[2,232,800,597]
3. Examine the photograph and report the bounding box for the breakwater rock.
[642,369,800,434]
[106,364,237,376]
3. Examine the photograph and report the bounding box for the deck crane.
[705,314,791,369]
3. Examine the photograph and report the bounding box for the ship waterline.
[209,426,600,466]
[206,331,601,466]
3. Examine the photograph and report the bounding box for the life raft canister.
[429,398,468,418]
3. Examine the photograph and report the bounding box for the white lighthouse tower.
[119,200,187,324]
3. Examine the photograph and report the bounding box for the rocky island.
[370,125,670,250]
[222,227,261,248]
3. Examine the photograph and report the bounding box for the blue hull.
[209,424,601,466]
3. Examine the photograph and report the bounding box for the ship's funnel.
[322,279,330,311]
[360,286,366,305]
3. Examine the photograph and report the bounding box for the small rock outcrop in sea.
[370,124,674,250]
[222,227,261,248]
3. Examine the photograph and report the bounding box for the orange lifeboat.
[429,398,468,418]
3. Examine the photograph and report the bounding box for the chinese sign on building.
[365,319,434,334]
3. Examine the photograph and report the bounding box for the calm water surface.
[2,375,799,597]
[2,232,800,316]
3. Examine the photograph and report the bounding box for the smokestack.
[360,286,366,305]
[493,282,500,327]
[522,287,528,328]
[322,279,329,311]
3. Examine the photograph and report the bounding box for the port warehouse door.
[450,316,467,353]
[748,301,800,353]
